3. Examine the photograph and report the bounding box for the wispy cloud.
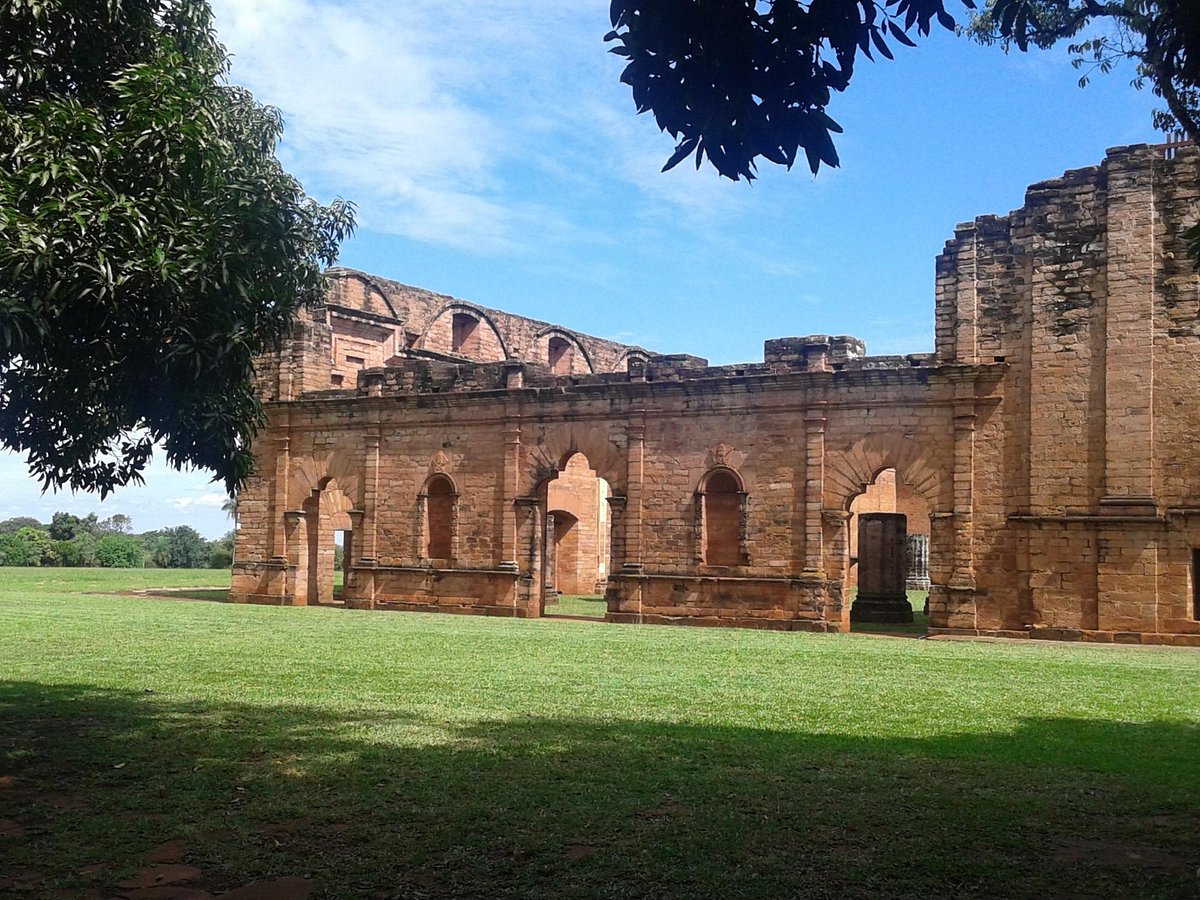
[210,0,763,254]
[213,0,537,252]
[172,493,228,510]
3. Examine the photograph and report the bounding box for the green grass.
[849,589,930,635]
[546,594,608,618]
[2,568,1199,897]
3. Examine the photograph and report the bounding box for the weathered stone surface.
[234,141,1200,644]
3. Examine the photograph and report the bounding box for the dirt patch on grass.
[110,589,231,604]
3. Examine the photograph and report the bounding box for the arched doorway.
[539,452,611,618]
[846,468,932,632]
[295,476,354,606]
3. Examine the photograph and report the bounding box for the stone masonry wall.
[936,142,1200,641]
[234,142,1200,645]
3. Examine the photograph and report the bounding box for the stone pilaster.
[499,419,522,570]
[268,434,291,563]
[802,405,826,575]
[622,417,645,573]
[1101,147,1158,513]
[360,431,381,563]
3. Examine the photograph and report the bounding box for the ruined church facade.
[232,143,1200,645]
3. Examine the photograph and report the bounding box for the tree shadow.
[1,680,1197,898]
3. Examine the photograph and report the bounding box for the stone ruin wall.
[939,142,1200,639]
[234,142,1200,644]
[234,331,994,631]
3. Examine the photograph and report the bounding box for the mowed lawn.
[1,570,1199,898]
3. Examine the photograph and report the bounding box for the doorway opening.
[846,467,931,634]
[296,476,353,606]
[333,530,349,601]
[540,452,611,619]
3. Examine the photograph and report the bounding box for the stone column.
[1101,147,1158,514]
[802,406,826,576]
[905,533,930,591]
[622,418,645,573]
[542,512,558,606]
[951,399,976,589]
[821,509,850,627]
[268,434,291,563]
[737,491,750,565]
[360,432,381,564]
[353,432,381,607]
[851,513,912,623]
[499,419,522,571]
[606,495,627,572]
[345,510,364,597]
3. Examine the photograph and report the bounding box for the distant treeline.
[0,513,233,569]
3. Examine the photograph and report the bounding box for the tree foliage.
[605,0,975,181]
[48,510,98,540]
[0,525,54,565]
[0,0,355,497]
[0,515,43,535]
[55,531,97,566]
[95,533,143,568]
[143,524,209,568]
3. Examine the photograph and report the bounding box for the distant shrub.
[95,535,144,568]
[0,527,55,566]
[55,533,98,567]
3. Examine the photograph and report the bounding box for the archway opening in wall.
[702,470,742,567]
[846,467,931,634]
[425,475,455,561]
[333,530,350,600]
[539,452,611,619]
[299,477,353,607]
[548,336,573,375]
[451,312,480,355]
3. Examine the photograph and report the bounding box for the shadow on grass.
[140,588,231,603]
[1,681,1197,898]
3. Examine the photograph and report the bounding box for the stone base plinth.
[850,594,914,623]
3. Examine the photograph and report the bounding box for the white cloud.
[172,493,229,510]
[210,0,604,253]
[209,0,763,254]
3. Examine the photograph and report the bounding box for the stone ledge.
[608,613,841,632]
[929,627,1200,648]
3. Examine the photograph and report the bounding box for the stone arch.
[614,349,651,375]
[294,474,356,606]
[696,466,748,567]
[696,464,746,494]
[420,473,457,562]
[326,269,399,319]
[289,444,364,510]
[531,327,595,375]
[523,423,627,497]
[535,449,614,609]
[418,302,510,361]
[315,476,356,530]
[826,434,949,629]
[825,432,947,513]
[844,466,933,591]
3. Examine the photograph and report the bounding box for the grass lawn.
[849,589,930,635]
[545,594,608,618]
[1,569,1199,897]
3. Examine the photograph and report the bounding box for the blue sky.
[0,1,1162,538]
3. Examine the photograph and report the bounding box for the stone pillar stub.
[851,513,913,623]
